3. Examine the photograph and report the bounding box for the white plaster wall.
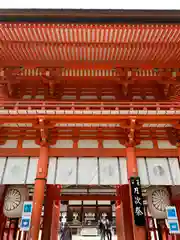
[103,140,125,148]
[78,140,98,148]
[0,140,18,148]
[22,140,40,148]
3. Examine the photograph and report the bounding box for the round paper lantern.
[147,186,170,219]
[3,185,29,218]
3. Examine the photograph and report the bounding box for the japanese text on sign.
[130,177,145,226]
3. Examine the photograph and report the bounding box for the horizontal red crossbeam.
[1,60,180,69]
[0,148,177,157]
[0,115,179,123]
[59,195,117,201]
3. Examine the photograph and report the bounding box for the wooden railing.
[0,101,180,115]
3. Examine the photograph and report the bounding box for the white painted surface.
[146,158,172,185]
[47,157,57,184]
[78,157,98,185]
[136,140,153,149]
[0,156,178,185]
[0,157,7,184]
[103,140,125,148]
[56,157,77,185]
[137,157,179,185]
[26,157,38,184]
[157,140,177,149]
[78,140,98,148]
[137,158,150,185]
[22,140,40,148]
[3,157,29,184]
[168,158,180,185]
[0,140,18,148]
[99,157,120,185]
[52,140,73,148]
[119,157,128,185]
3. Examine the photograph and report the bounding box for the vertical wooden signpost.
[130,177,145,226]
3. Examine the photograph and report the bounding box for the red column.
[173,200,180,240]
[175,147,180,240]
[42,185,54,240]
[0,84,8,100]
[29,144,49,240]
[116,186,122,240]
[0,186,6,239]
[51,200,60,240]
[126,146,146,240]
[116,185,134,240]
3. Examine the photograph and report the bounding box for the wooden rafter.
[1,24,180,68]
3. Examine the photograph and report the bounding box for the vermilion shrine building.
[0,9,180,240]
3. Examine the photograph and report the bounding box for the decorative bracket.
[38,118,48,145]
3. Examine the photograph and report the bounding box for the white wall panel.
[78,140,98,148]
[137,158,149,185]
[119,158,128,184]
[98,201,111,205]
[168,158,180,185]
[83,201,96,205]
[3,157,29,184]
[26,157,38,184]
[47,157,57,184]
[146,158,172,185]
[103,140,125,148]
[69,201,82,205]
[99,157,120,185]
[136,140,153,149]
[0,140,18,148]
[0,157,6,184]
[55,157,77,185]
[2,157,178,186]
[22,140,40,148]
[157,140,177,149]
[78,157,98,185]
[51,140,73,148]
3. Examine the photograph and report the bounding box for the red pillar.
[0,84,8,100]
[29,144,49,240]
[173,200,180,240]
[116,185,134,240]
[0,186,6,239]
[174,147,180,240]
[116,186,123,240]
[42,185,54,240]
[51,200,60,240]
[126,146,146,240]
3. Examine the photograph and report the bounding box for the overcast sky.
[0,0,180,10]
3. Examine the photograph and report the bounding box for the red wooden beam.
[59,195,117,201]
[0,148,177,157]
[0,115,179,122]
[13,76,174,82]
[0,60,180,69]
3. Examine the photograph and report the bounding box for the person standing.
[60,222,72,240]
[104,217,112,240]
[99,218,106,240]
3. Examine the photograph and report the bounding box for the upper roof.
[1,22,180,69]
[1,9,180,77]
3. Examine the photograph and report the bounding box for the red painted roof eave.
[1,9,180,24]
